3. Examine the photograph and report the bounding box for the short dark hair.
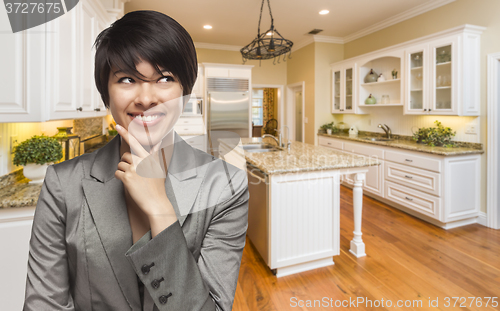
[93,10,197,108]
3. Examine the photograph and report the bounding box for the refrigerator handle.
[207,93,214,156]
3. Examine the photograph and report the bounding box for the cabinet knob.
[423,109,427,111]
[76,107,83,111]
[429,109,432,112]
[94,108,101,112]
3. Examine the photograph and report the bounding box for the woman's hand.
[114,124,176,220]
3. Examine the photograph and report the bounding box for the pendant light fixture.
[240,0,293,65]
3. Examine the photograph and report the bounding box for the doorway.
[251,85,284,138]
[286,82,305,142]
[487,52,500,229]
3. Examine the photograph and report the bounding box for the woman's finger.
[116,124,150,159]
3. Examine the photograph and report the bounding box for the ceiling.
[124,0,454,49]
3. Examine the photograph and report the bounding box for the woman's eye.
[118,77,134,84]
[159,76,175,83]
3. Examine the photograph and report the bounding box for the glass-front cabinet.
[405,35,460,115]
[331,64,356,114]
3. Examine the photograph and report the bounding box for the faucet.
[262,133,280,146]
[378,124,392,139]
[261,125,291,150]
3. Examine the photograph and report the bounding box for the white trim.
[194,42,242,51]
[343,0,456,43]
[253,84,285,133]
[286,82,306,143]
[487,52,500,230]
[292,37,315,52]
[313,35,344,44]
[477,212,488,227]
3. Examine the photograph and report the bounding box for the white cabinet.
[318,135,481,229]
[0,207,35,310]
[174,116,205,135]
[203,63,253,79]
[191,65,204,98]
[0,0,111,122]
[331,63,356,114]
[404,26,483,116]
[0,14,45,122]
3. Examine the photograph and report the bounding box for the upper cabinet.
[330,24,485,116]
[331,63,357,114]
[0,0,118,123]
[404,34,470,115]
[191,65,204,98]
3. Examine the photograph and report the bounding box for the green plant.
[13,135,63,166]
[320,122,339,133]
[412,120,456,147]
[392,69,398,77]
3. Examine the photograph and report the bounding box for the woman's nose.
[134,83,158,109]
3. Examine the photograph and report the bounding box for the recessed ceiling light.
[266,31,273,36]
[203,25,212,29]
[319,10,329,15]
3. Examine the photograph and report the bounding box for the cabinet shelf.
[436,86,451,89]
[361,79,400,87]
[411,66,423,70]
[436,61,451,66]
[358,103,403,107]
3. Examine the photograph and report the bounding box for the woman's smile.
[128,112,166,126]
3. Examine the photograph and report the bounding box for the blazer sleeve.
[23,165,75,310]
[125,168,249,311]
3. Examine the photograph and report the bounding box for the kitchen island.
[218,136,380,278]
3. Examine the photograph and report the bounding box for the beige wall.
[286,43,315,144]
[196,48,287,85]
[342,0,500,213]
[314,42,344,141]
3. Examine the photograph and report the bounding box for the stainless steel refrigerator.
[206,78,250,157]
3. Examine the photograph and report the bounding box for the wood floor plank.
[233,186,500,311]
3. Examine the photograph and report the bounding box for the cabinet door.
[342,67,355,113]
[331,68,341,113]
[46,7,80,120]
[404,44,428,115]
[80,0,98,113]
[94,17,109,115]
[0,12,44,122]
[429,36,459,115]
[192,65,203,97]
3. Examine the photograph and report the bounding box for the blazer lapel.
[82,135,141,311]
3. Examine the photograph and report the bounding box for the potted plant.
[107,121,118,141]
[320,122,338,135]
[392,69,398,79]
[412,120,456,147]
[13,135,63,184]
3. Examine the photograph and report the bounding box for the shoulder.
[48,151,96,183]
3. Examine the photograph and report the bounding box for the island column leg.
[349,172,366,258]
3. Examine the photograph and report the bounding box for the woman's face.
[108,60,184,147]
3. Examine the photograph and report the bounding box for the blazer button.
[159,293,172,304]
[141,262,155,275]
[151,277,164,289]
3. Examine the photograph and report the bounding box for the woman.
[23,10,249,311]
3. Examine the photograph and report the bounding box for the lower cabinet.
[0,207,35,310]
[318,135,481,229]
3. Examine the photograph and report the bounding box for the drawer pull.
[327,142,331,145]
[184,128,189,130]
[405,175,413,179]
[184,121,189,123]
[405,196,413,201]
[405,159,413,162]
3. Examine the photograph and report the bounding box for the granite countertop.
[220,136,380,175]
[317,132,484,156]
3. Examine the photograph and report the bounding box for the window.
[252,89,264,126]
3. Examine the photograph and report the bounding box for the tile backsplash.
[73,117,104,140]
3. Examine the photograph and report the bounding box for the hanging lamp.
[240,0,293,65]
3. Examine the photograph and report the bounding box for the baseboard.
[477,212,488,227]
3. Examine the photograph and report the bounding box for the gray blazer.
[23,131,249,311]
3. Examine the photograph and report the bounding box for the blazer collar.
[83,130,210,311]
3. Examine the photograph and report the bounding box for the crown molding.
[194,42,242,51]
[313,35,344,44]
[343,0,456,43]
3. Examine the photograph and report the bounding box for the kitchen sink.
[361,137,394,142]
[242,144,281,152]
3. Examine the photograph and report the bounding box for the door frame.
[252,84,285,135]
[286,82,305,142]
[487,52,500,229]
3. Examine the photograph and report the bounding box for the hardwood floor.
[233,186,500,311]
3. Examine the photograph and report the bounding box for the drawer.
[177,117,204,125]
[385,150,441,172]
[318,136,343,150]
[344,141,384,159]
[385,181,440,219]
[174,124,205,134]
[385,162,441,196]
